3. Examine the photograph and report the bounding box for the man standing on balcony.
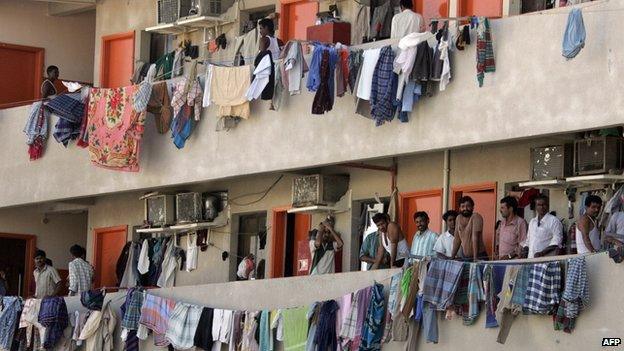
[434,210,458,259]
[33,250,61,298]
[495,196,528,260]
[391,0,425,39]
[310,217,344,275]
[68,245,93,296]
[410,212,438,258]
[523,195,563,258]
[576,195,603,254]
[452,196,489,261]
[371,213,409,268]
[41,66,60,99]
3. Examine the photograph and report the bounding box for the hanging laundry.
[313,300,339,351]
[172,48,185,78]
[166,302,203,350]
[282,307,308,351]
[133,64,157,113]
[19,298,45,350]
[398,81,421,123]
[352,4,371,45]
[76,97,90,148]
[370,46,397,126]
[0,296,22,350]
[212,309,234,344]
[241,311,260,351]
[306,303,320,351]
[259,311,272,351]
[211,65,251,124]
[47,93,84,123]
[382,272,402,342]
[483,265,506,328]
[81,289,105,311]
[496,266,522,344]
[234,28,260,65]
[356,48,382,101]
[562,8,586,59]
[53,117,82,147]
[423,260,464,310]
[121,288,144,331]
[86,86,147,172]
[353,287,373,350]
[120,241,141,288]
[394,32,434,101]
[131,61,150,84]
[157,239,184,288]
[194,307,215,350]
[438,36,452,91]
[186,232,199,272]
[272,63,286,111]
[339,292,359,348]
[348,50,363,95]
[476,17,496,87]
[312,49,336,115]
[336,48,350,98]
[155,51,175,80]
[247,50,275,101]
[370,1,392,39]
[554,257,589,333]
[523,262,562,314]
[78,301,117,351]
[170,75,203,149]
[280,41,309,96]
[38,296,68,349]
[23,101,50,160]
[139,294,176,347]
[359,283,385,351]
[72,310,90,348]
[229,311,244,351]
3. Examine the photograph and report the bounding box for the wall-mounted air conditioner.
[574,136,624,175]
[292,175,350,208]
[530,144,573,181]
[144,195,175,226]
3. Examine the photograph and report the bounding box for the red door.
[270,209,311,278]
[458,0,503,18]
[0,43,44,108]
[280,1,318,41]
[453,183,497,259]
[100,32,135,88]
[93,225,127,288]
[400,190,443,244]
[293,214,312,275]
[415,0,449,25]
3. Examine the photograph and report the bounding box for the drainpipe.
[442,150,451,230]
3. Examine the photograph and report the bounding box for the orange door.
[293,213,311,276]
[400,190,443,244]
[100,32,135,88]
[458,0,502,18]
[415,0,449,25]
[281,1,318,41]
[453,183,497,259]
[0,43,44,107]
[93,225,127,288]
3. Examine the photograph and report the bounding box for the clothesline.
[408,251,604,266]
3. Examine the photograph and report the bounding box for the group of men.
[30,245,94,299]
[358,192,619,269]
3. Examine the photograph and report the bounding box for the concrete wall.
[0,0,620,208]
[0,0,95,83]
[0,206,87,269]
[62,253,624,351]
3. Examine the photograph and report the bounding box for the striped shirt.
[410,229,438,257]
[68,258,94,295]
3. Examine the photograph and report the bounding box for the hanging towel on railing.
[562,8,586,59]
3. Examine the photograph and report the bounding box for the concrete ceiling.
[28,0,97,16]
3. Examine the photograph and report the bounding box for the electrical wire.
[228,174,285,206]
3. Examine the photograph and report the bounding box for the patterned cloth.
[53,117,81,146]
[139,294,176,346]
[348,50,363,94]
[87,86,147,172]
[121,289,144,330]
[81,289,104,311]
[68,258,94,295]
[423,260,465,310]
[339,292,359,341]
[76,98,90,148]
[311,47,338,115]
[47,93,85,123]
[370,46,397,126]
[523,262,562,314]
[23,102,50,160]
[561,257,589,318]
[166,302,203,350]
[0,296,22,350]
[170,76,203,121]
[476,17,496,87]
[359,284,385,351]
[465,264,485,325]
[38,296,68,349]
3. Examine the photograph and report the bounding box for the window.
[457,0,503,18]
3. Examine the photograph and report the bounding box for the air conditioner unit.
[574,136,624,175]
[292,175,350,208]
[176,192,203,223]
[530,144,573,181]
[157,0,192,24]
[180,0,236,19]
[144,195,175,226]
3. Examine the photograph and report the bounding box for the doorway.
[270,207,311,278]
[0,43,44,108]
[400,189,443,243]
[279,0,318,41]
[237,212,267,279]
[100,31,135,88]
[0,233,36,297]
[93,225,127,288]
[452,182,497,259]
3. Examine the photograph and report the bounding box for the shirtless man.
[372,213,410,268]
[576,195,603,254]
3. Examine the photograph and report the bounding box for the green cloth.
[282,307,308,351]
[155,51,175,80]
[360,232,379,270]
[400,266,413,298]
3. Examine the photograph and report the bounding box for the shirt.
[390,9,424,39]
[310,242,339,275]
[526,214,563,258]
[359,232,380,270]
[69,258,94,294]
[606,211,624,242]
[166,302,202,350]
[33,265,61,298]
[410,229,438,257]
[433,231,455,257]
[497,216,528,257]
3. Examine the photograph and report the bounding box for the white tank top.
[575,216,601,254]
[267,36,280,60]
[381,232,410,260]
[185,232,198,272]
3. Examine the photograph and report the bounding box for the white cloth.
[310,242,339,275]
[79,302,117,351]
[246,54,272,101]
[137,239,150,275]
[186,232,198,272]
[606,211,624,241]
[526,214,563,258]
[391,9,424,39]
[433,231,455,257]
[284,42,305,96]
[439,38,451,91]
[394,32,434,100]
[157,241,179,288]
[576,220,601,254]
[62,81,83,93]
[137,324,148,340]
[212,309,233,343]
[356,48,382,101]
[267,36,281,61]
[380,232,410,260]
[172,49,184,77]
[202,65,214,107]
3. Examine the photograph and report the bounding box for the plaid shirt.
[523,262,562,314]
[139,294,176,345]
[370,46,397,126]
[46,93,85,123]
[68,258,94,294]
[0,297,22,350]
[476,17,496,87]
[171,77,203,121]
[166,302,202,350]
[562,257,589,318]
[423,260,465,310]
[340,292,359,341]
[121,289,144,330]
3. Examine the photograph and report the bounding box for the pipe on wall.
[442,149,450,231]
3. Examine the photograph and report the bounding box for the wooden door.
[270,208,312,278]
[0,43,44,108]
[293,213,311,276]
[415,0,449,25]
[280,1,318,41]
[453,183,497,259]
[100,32,135,88]
[400,190,443,244]
[93,225,127,288]
[0,233,36,297]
